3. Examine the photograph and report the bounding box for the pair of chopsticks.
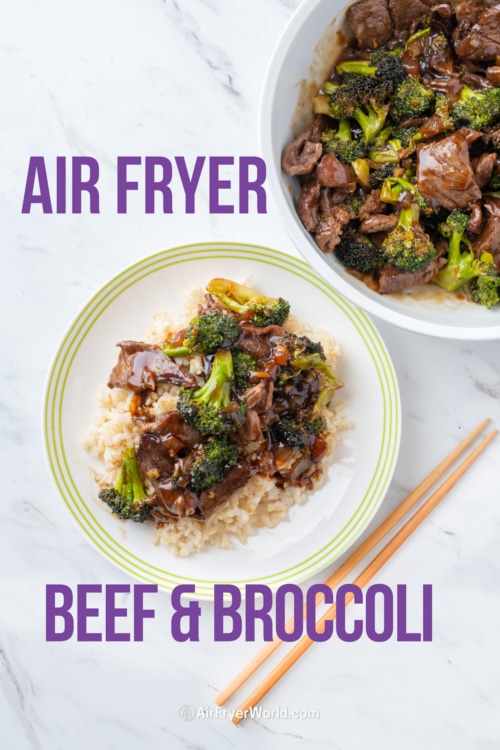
[216,418,496,725]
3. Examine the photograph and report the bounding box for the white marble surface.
[2,1,500,748]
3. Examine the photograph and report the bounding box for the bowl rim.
[259,0,500,340]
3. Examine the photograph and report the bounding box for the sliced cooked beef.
[359,189,387,218]
[423,77,463,103]
[486,66,500,86]
[315,205,355,253]
[346,0,393,49]
[315,154,356,191]
[108,341,197,392]
[230,410,266,455]
[137,434,175,482]
[453,6,500,61]
[272,444,312,484]
[240,324,287,338]
[152,480,201,521]
[461,73,494,91]
[238,335,272,361]
[482,129,500,151]
[468,201,484,233]
[198,464,252,517]
[243,380,274,414]
[388,0,430,32]
[416,132,482,211]
[458,127,484,145]
[238,325,287,362]
[138,410,202,455]
[282,118,325,176]
[378,257,446,293]
[473,152,497,189]
[297,179,320,231]
[359,213,398,233]
[473,215,500,270]
[484,197,500,217]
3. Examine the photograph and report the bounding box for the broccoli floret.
[177,350,246,435]
[281,332,325,359]
[433,213,500,305]
[321,119,366,163]
[98,446,151,523]
[272,413,326,449]
[433,210,472,291]
[272,414,309,448]
[390,79,435,123]
[185,437,239,493]
[289,352,343,389]
[231,348,256,391]
[163,310,239,357]
[433,94,455,133]
[369,162,397,189]
[390,124,422,148]
[314,83,362,120]
[314,76,387,124]
[206,278,290,327]
[381,204,437,272]
[337,53,406,100]
[469,274,500,309]
[335,229,385,274]
[354,100,390,145]
[452,85,500,131]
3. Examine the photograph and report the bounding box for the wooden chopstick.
[231,426,497,725]
[216,418,490,707]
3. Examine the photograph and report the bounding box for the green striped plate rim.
[43,243,400,598]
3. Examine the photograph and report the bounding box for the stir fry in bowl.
[83,279,346,555]
[282,0,500,308]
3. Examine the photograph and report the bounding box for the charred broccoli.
[313,82,363,120]
[163,310,239,357]
[390,124,422,148]
[336,53,406,100]
[381,204,437,272]
[184,437,239,493]
[369,162,397,189]
[98,446,151,523]
[281,332,325,359]
[290,352,343,389]
[206,278,290,327]
[452,85,500,131]
[335,229,385,274]
[390,78,435,123]
[231,348,256,391]
[177,350,246,435]
[272,412,326,449]
[321,119,365,164]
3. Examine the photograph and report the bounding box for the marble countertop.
[3,0,500,748]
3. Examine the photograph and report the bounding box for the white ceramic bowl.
[260,0,500,339]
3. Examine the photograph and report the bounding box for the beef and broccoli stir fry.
[282,0,500,306]
[98,280,343,526]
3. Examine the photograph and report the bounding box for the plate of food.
[43,242,400,597]
[260,0,500,338]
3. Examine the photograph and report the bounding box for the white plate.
[259,0,500,339]
[43,242,400,598]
